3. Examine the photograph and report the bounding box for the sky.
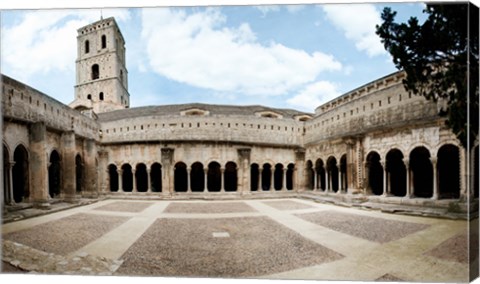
[0,1,432,113]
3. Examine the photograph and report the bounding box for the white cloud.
[255,5,280,17]
[323,4,386,57]
[287,81,341,111]
[286,5,305,14]
[141,8,343,96]
[2,9,131,81]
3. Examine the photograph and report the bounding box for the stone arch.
[386,149,406,197]
[13,144,29,203]
[261,163,272,191]
[437,144,460,199]
[340,154,347,192]
[174,162,188,192]
[208,161,221,192]
[327,156,339,192]
[250,163,260,191]
[151,163,162,192]
[48,150,61,198]
[135,163,148,192]
[315,159,326,191]
[286,163,295,190]
[75,154,84,193]
[410,146,433,198]
[121,163,133,192]
[366,151,383,195]
[191,162,205,192]
[108,164,118,192]
[274,163,284,191]
[224,161,237,192]
[305,160,314,190]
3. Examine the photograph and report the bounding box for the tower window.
[85,40,90,53]
[101,35,107,49]
[99,92,104,101]
[87,94,92,100]
[92,64,99,80]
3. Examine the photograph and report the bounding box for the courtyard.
[1,198,473,282]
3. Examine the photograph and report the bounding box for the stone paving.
[0,198,474,282]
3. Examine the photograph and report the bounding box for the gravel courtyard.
[1,198,472,282]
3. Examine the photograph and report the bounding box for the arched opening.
[3,144,10,204]
[121,164,133,192]
[438,144,460,199]
[91,64,99,80]
[327,156,339,192]
[410,146,433,198]
[136,163,148,192]
[366,152,383,195]
[75,154,83,193]
[13,145,29,203]
[151,163,162,192]
[261,163,272,191]
[101,35,107,49]
[191,162,205,192]
[87,94,92,100]
[340,154,347,192]
[85,40,90,53]
[108,164,118,192]
[48,150,61,198]
[208,162,221,192]
[274,164,284,190]
[386,149,406,197]
[250,164,259,191]
[99,92,104,101]
[224,162,237,192]
[315,159,326,191]
[474,145,479,198]
[174,162,188,192]
[286,163,295,190]
[305,160,314,190]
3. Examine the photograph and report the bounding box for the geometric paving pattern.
[1,198,472,282]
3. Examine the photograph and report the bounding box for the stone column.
[61,131,76,202]
[403,159,410,198]
[337,170,342,194]
[294,149,305,192]
[204,169,208,192]
[7,161,15,205]
[147,167,152,193]
[132,169,137,192]
[270,168,274,191]
[326,171,330,192]
[237,148,251,195]
[161,148,174,195]
[381,161,387,197]
[323,171,327,192]
[258,168,263,191]
[430,157,438,199]
[282,168,287,191]
[364,162,370,195]
[118,169,124,192]
[220,168,225,192]
[313,169,318,190]
[98,151,108,194]
[187,167,192,193]
[29,122,50,208]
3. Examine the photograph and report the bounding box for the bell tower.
[70,17,129,113]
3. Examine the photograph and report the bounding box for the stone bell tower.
[69,17,129,113]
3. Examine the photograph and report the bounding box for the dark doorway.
[174,162,188,192]
[108,164,118,192]
[437,144,460,199]
[151,163,162,192]
[136,163,148,192]
[250,164,259,191]
[366,152,383,195]
[305,160,314,190]
[315,159,326,191]
[386,149,406,197]
[191,162,204,192]
[13,145,29,203]
[75,154,83,193]
[274,164,284,190]
[121,164,133,192]
[224,162,237,192]
[286,163,295,190]
[410,147,433,198]
[208,162,221,192]
[327,156,339,192]
[261,163,272,191]
[48,150,61,198]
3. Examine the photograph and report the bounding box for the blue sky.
[1,1,430,113]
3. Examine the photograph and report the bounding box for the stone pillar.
[118,169,124,192]
[283,168,288,191]
[258,168,263,191]
[270,168,274,191]
[83,139,98,198]
[29,122,50,208]
[326,171,330,192]
[364,162,370,195]
[381,161,387,197]
[220,168,225,192]
[147,167,152,193]
[430,157,438,199]
[132,169,137,192]
[161,148,174,195]
[323,171,327,192]
[98,151,108,194]
[294,149,305,191]
[204,169,208,192]
[313,169,318,190]
[337,170,342,194]
[187,167,192,193]
[237,148,251,195]
[61,131,77,202]
[403,159,410,198]
[7,161,15,205]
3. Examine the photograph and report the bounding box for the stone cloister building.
[2,17,479,216]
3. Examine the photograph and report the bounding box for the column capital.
[117,169,123,175]
[402,158,409,166]
[429,156,438,164]
[7,160,16,168]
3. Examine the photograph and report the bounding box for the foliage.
[376,3,479,149]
